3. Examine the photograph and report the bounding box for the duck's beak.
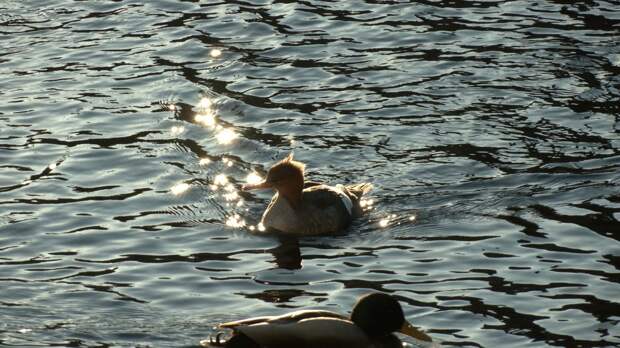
[242,180,272,191]
[400,320,432,342]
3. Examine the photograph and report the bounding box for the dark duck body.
[242,154,372,235]
[200,292,432,348]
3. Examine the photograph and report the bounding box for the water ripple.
[1,1,619,347]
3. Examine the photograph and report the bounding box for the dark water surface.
[1,1,620,347]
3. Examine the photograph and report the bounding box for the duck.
[242,153,372,235]
[200,292,432,348]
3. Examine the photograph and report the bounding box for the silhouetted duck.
[200,292,432,348]
[242,154,372,235]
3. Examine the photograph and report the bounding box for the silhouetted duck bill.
[241,180,272,191]
[400,320,433,342]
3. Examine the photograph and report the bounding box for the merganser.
[200,292,433,348]
[242,154,372,235]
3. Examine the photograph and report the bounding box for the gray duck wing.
[299,186,353,234]
[220,309,346,328]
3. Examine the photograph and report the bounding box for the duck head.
[242,153,305,208]
[351,293,432,342]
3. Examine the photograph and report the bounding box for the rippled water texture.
[1,1,619,347]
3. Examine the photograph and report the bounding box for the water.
[1,1,619,347]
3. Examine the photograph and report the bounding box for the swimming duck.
[200,292,432,348]
[242,154,372,235]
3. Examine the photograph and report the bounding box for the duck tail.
[343,183,372,217]
[201,332,260,348]
[345,183,373,200]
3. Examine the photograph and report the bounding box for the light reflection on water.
[170,182,190,196]
[195,112,216,128]
[170,125,185,136]
[210,49,222,58]
[225,214,246,228]
[213,174,229,187]
[216,128,239,145]
[197,97,213,111]
[245,172,263,185]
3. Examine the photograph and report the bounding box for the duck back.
[236,318,372,348]
[262,185,361,235]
